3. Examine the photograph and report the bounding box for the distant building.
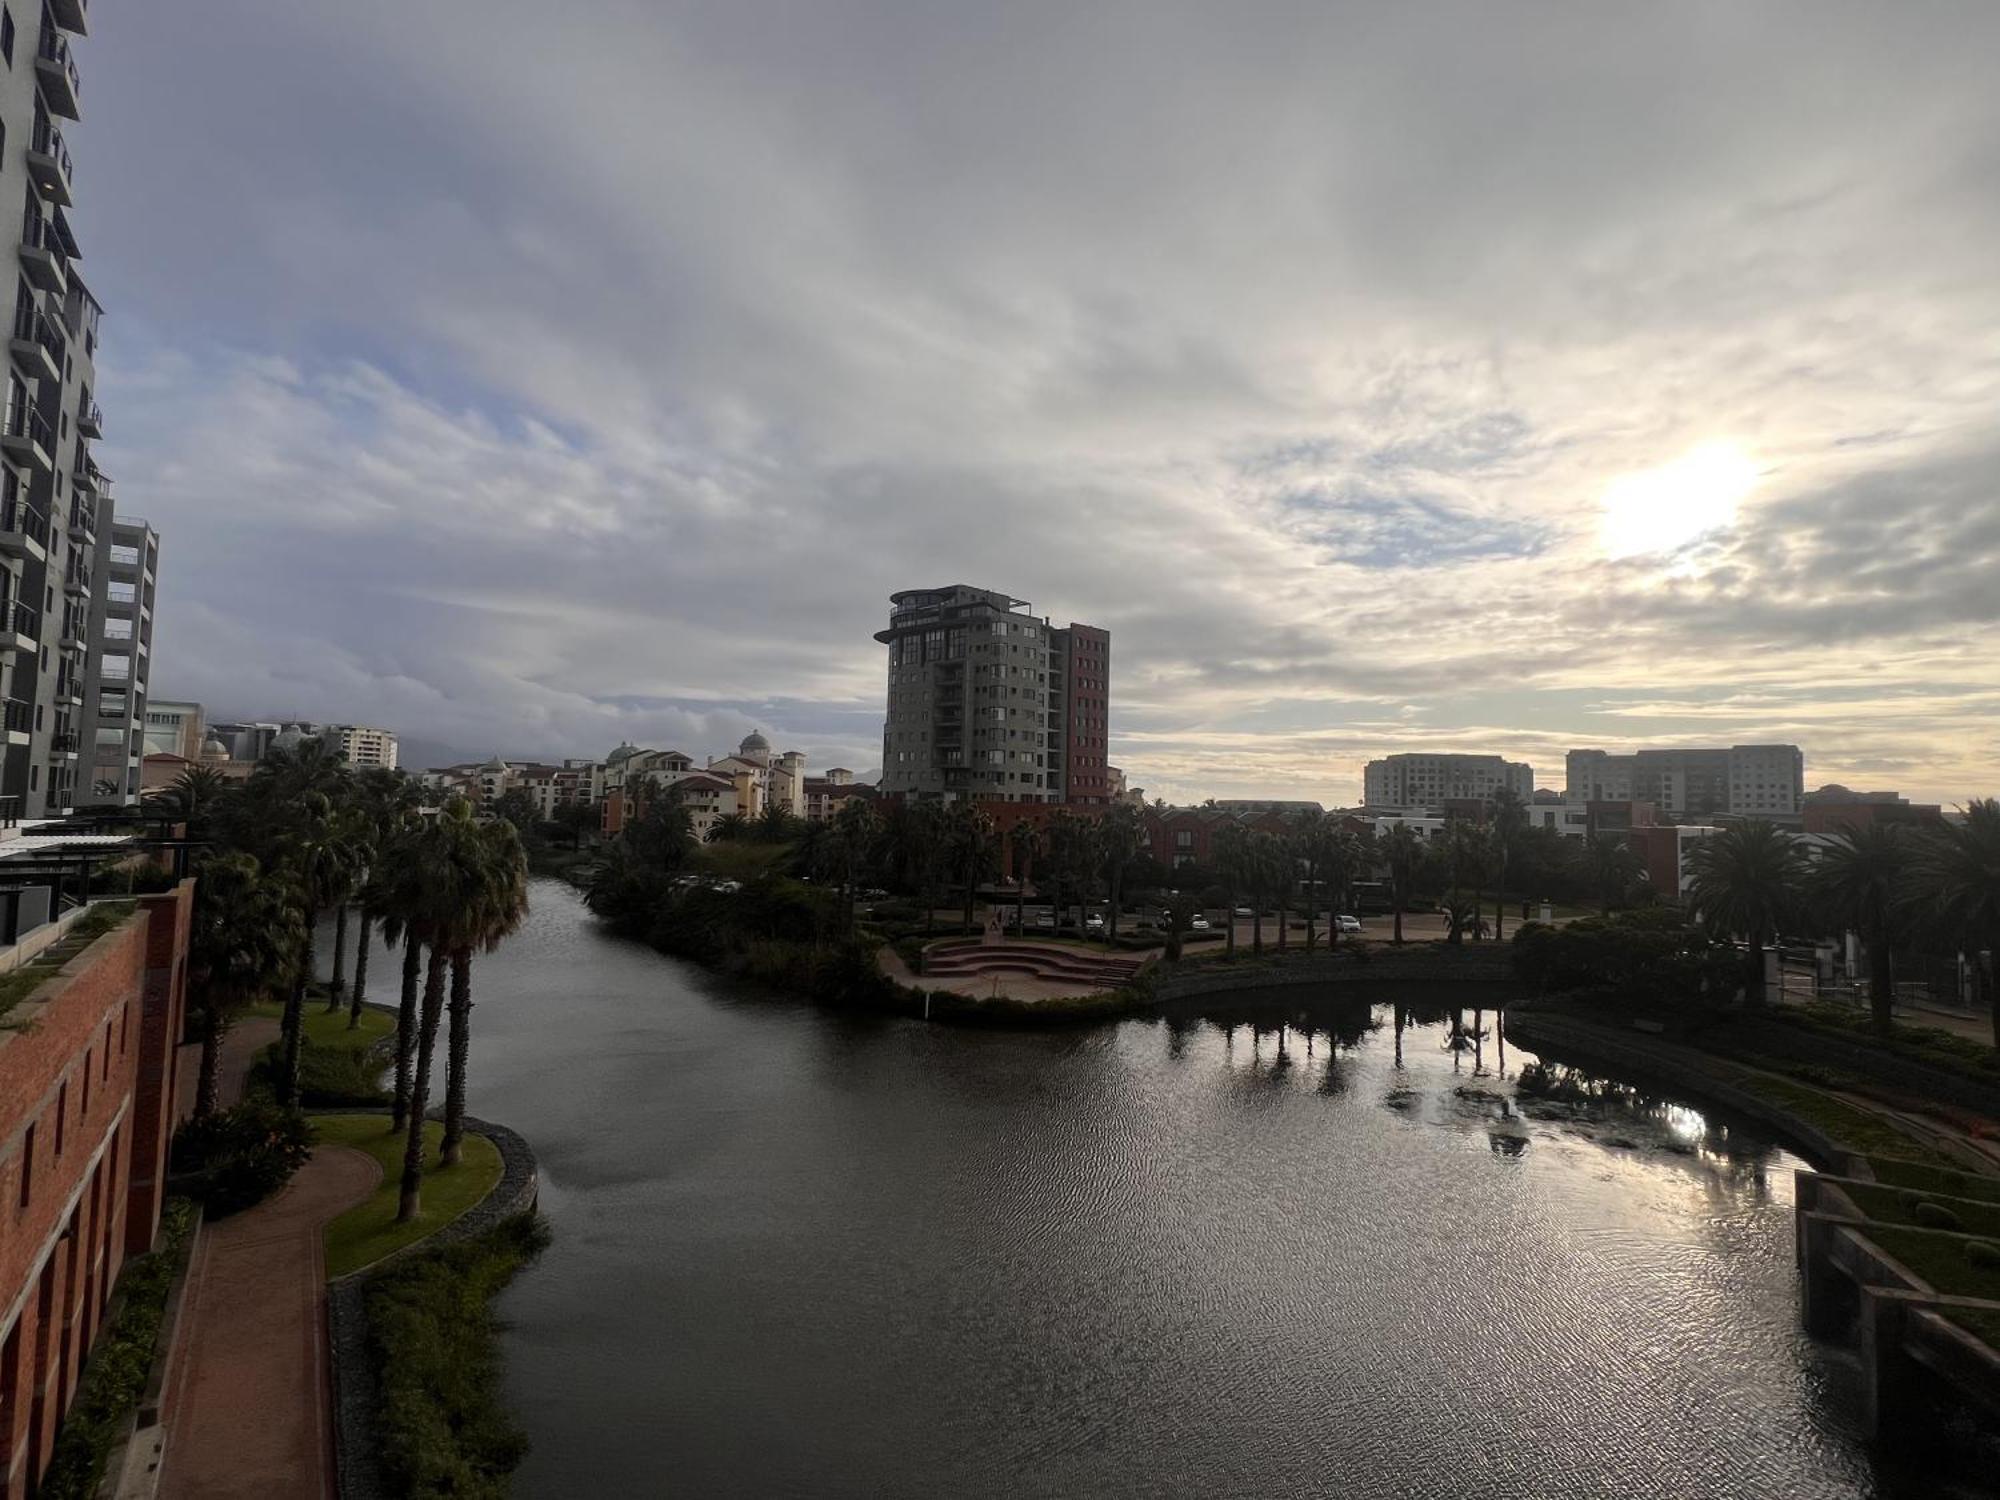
[1362,753,1534,809]
[1209,799,1326,815]
[140,700,203,760]
[1801,786,1944,835]
[874,585,1110,805]
[1565,745,1804,820]
[333,724,397,771]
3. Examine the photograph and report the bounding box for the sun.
[1599,441,1759,559]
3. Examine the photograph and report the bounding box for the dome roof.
[200,737,229,758]
[606,741,639,764]
[740,731,771,752]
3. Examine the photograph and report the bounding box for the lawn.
[249,996,395,1053]
[1867,1157,2000,1203]
[1867,1224,2000,1302]
[1946,1304,2000,1351]
[1840,1181,2000,1239]
[314,1113,502,1280]
[1732,1075,1961,1170]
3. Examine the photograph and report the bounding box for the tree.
[186,854,303,1119]
[755,799,801,844]
[1913,800,2000,1048]
[1685,820,1806,1007]
[1010,821,1042,935]
[945,802,998,933]
[829,797,880,934]
[271,791,365,1106]
[1099,803,1146,943]
[552,799,599,850]
[323,800,376,1012]
[1290,810,1330,951]
[144,764,234,843]
[1584,836,1644,917]
[1383,825,1422,946]
[1213,822,1247,958]
[1324,830,1363,947]
[1488,788,1528,941]
[442,814,530,1167]
[1813,823,1913,1034]
[490,786,540,834]
[1043,809,1093,936]
[347,770,422,1031]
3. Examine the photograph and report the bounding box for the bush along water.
[366,1212,553,1500]
[170,1101,315,1218]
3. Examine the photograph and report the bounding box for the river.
[448,880,1941,1498]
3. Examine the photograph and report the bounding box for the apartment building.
[1361,753,1534,809]
[0,862,194,1500]
[875,585,1110,805]
[1565,745,1805,820]
[137,698,199,760]
[332,724,397,771]
[78,518,155,805]
[1,5,158,817]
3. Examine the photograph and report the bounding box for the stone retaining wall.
[1155,946,1519,1004]
[327,1112,540,1500]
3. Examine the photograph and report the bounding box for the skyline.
[79,2,2000,806]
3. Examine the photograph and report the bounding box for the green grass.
[1867,1157,2000,1203]
[1774,1003,2000,1083]
[316,1114,502,1279]
[1945,1304,2000,1350]
[249,1000,397,1105]
[1867,1224,2000,1301]
[249,996,396,1052]
[1733,1075,1962,1169]
[0,902,138,1024]
[1840,1181,2000,1238]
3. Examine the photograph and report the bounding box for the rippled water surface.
[459,882,1934,1498]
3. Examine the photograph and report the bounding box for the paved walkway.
[173,1016,281,1120]
[160,1146,380,1500]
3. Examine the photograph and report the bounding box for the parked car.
[1085,913,1107,936]
[1334,914,1362,934]
[1033,912,1057,930]
[1189,914,1211,931]
[1233,906,1253,918]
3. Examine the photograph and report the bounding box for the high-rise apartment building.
[1564,744,1805,819]
[875,585,1110,804]
[0,6,158,816]
[1362,752,1534,809]
[333,724,397,770]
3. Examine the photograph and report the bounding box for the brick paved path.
[160,1146,380,1499]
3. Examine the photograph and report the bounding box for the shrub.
[1969,1240,2000,1271]
[1512,910,1737,1005]
[35,1200,200,1500]
[1913,1200,1965,1232]
[248,1035,390,1108]
[171,1101,316,1217]
[367,1213,553,1500]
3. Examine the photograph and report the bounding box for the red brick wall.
[1063,624,1111,804]
[0,884,192,1500]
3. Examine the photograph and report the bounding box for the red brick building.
[0,883,193,1500]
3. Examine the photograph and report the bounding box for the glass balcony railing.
[28,116,73,204]
[36,27,81,119]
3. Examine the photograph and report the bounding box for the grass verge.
[1867,1224,2000,1301]
[249,999,396,1106]
[1731,1074,1961,1169]
[318,1114,502,1279]
[1867,1157,2000,1203]
[35,1199,198,1500]
[367,1213,551,1500]
[1946,1303,2000,1350]
[0,902,137,1025]
[1840,1181,2000,1238]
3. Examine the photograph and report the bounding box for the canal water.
[455,881,1937,1498]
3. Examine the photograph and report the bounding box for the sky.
[75,1,2000,804]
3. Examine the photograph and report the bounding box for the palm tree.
[1584,836,1644,916]
[186,854,303,1119]
[442,815,530,1167]
[1488,788,1527,941]
[1324,829,1363,948]
[1213,822,1248,958]
[271,791,365,1106]
[397,807,474,1223]
[1291,810,1329,951]
[348,771,422,1030]
[945,802,997,933]
[1686,821,1807,1007]
[1099,803,1146,943]
[144,764,234,842]
[377,832,429,1134]
[1813,823,1912,1034]
[1383,825,1421,946]
[1010,821,1042,935]
[829,797,879,934]
[323,800,376,1012]
[1914,800,2000,1048]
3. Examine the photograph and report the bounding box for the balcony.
[0,599,37,655]
[67,496,95,542]
[3,697,30,739]
[1,399,52,473]
[11,300,64,384]
[0,484,48,558]
[63,560,89,598]
[58,612,84,649]
[26,117,73,207]
[47,0,87,37]
[76,398,101,437]
[50,731,79,758]
[18,214,66,296]
[36,27,81,121]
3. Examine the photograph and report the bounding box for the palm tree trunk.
[441,947,473,1167]
[1252,904,1264,957]
[1225,883,1237,957]
[1748,930,1768,1007]
[326,904,348,1010]
[1868,921,1894,1034]
[278,930,314,1107]
[194,1009,227,1121]
[1109,871,1121,944]
[1016,863,1027,935]
[397,946,450,1223]
[1494,853,1507,942]
[1393,895,1404,946]
[392,936,422,1132]
[347,916,372,1029]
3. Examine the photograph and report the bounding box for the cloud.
[76,0,2000,803]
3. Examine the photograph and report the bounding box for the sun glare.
[1599,441,1758,559]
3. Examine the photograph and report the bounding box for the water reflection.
[473,884,1946,1500]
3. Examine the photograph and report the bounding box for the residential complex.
[1565,744,1805,820]
[1,6,162,815]
[200,720,397,773]
[1362,753,1534,809]
[138,698,201,760]
[0,853,194,1500]
[596,734,872,841]
[874,585,1111,804]
[331,724,396,771]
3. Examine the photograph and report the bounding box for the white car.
[1085,914,1107,935]
[1334,914,1362,935]
[1233,906,1254,919]
[1189,914,1211,931]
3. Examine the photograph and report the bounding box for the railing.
[38,27,80,106]
[106,580,135,607]
[63,560,90,593]
[30,116,72,193]
[3,698,31,734]
[0,487,49,549]
[101,618,131,642]
[108,543,138,567]
[77,399,102,435]
[68,498,95,540]
[7,600,38,641]
[18,210,67,275]
[50,731,78,754]
[2,397,49,454]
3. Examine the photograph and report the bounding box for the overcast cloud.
[76,1,2000,801]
